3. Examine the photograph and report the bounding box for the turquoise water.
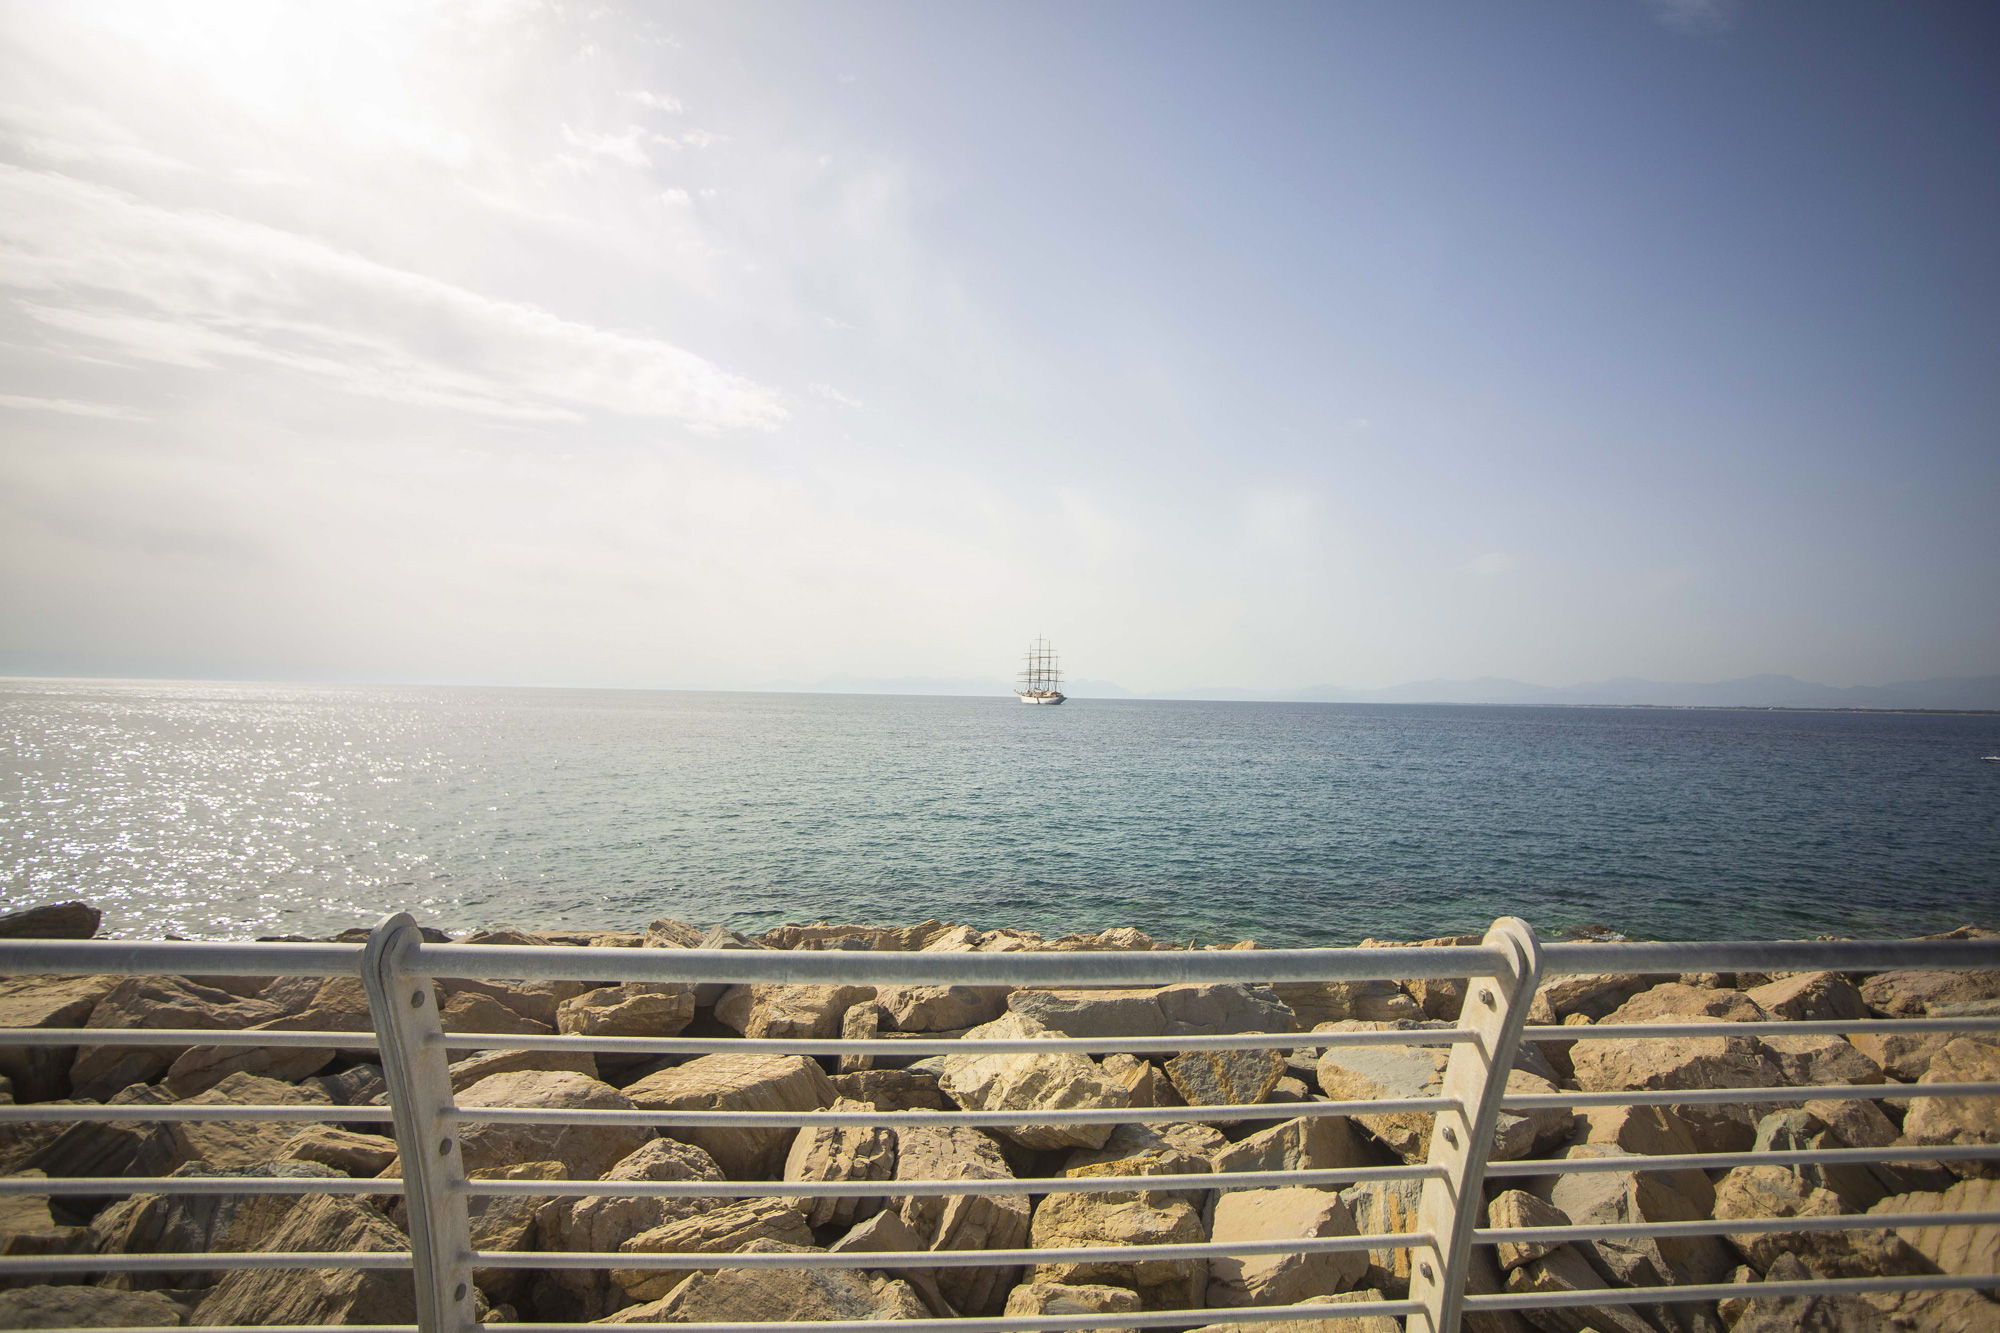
[2,678,1996,945]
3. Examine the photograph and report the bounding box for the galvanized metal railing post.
[1410,916,1541,1333]
[363,913,477,1333]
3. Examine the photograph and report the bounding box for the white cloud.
[624,89,684,113]
[560,123,651,168]
[0,392,148,421]
[810,382,864,409]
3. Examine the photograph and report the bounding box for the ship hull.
[1016,691,1066,705]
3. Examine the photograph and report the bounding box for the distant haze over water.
[3,679,1996,946]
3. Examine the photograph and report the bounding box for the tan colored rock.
[160,1025,336,1099]
[1207,1186,1367,1307]
[459,926,558,946]
[1211,1114,1371,1178]
[558,983,698,1039]
[1571,1103,1716,1212]
[0,1286,185,1327]
[1062,1123,1212,1209]
[1903,1038,2000,1178]
[465,1160,563,1307]
[1531,973,1667,1022]
[181,1072,334,1168]
[839,1000,883,1074]
[0,975,121,1101]
[831,1068,946,1111]
[1570,1017,1784,1153]
[1493,1069,1575,1159]
[876,985,1009,1032]
[1759,1031,1883,1087]
[70,976,283,1100]
[612,1198,816,1301]
[610,1237,926,1324]
[1860,970,2000,1017]
[1009,988,1168,1037]
[642,916,705,948]
[715,983,877,1040]
[554,1137,726,1257]
[1869,1176,2000,1278]
[1335,1178,1424,1297]
[19,1085,194,1180]
[937,1013,1135,1151]
[1487,1190,1568,1271]
[1045,927,1158,951]
[1600,982,1772,1025]
[623,1053,837,1180]
[1164,1048,1285,1111]
[828,1208,955,1317]
[449,1045,600,1092]
[1273,980,1420,1028]
[1503,1243,1660,1333]
[1004,1279,1140,1331]
[1532,1145,1734,1307]
[1745,971,1868,1023]
[443,976,585,1028]
[88,1160,343,1288]
[784,1098,897,1228]
[1713,1164,1929,1278]
[1849,1027,1955,1082]
[457,1070,656,1180]
[892,1123,1031,1315]
[1729,1253,1896,1333]
[1315,1038,1446,1162]
[1185,1290,1405,1333]
[441,989,554,1038]
[275,1126,398,1176]
[190,1194,417,1326]
[1030,1191,1207,1310]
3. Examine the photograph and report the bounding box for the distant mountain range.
[763,672,2000,711]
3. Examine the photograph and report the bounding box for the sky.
[1,0,1995,695]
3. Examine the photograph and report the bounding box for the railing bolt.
[454,1284,468,1302]
[1442,1125,1458,1147]
[438,1137,453,1157]
[411,989,426,1008]
[1480,986,1497,1008]
[1420,1261,1435,1281]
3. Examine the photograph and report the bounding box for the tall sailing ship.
[1015,637,1066,704]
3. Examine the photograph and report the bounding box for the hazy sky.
[2,1,1995,693]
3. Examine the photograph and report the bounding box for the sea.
[2,678,1997,947]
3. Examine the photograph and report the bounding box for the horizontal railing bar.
[13,1327,416,1333]
[0,939,362,977]
[0,1175,404,1196]
[1464,1271,2000,1311]
[0,1027,379,1049]
[488,1230,1438,1271]
[466,1163,1442,1201]
[1502,1082,1999,1110]
[412,942,1512,985]
[0,1251,412,1273]
[1486,1143,2000,1177]
[494,1301,1428,1333]
[1542,938,2000,976]
[434,1029,1476,1056]
[449,1096,1462,1131]
[1523,1017,2000,1040]
[0,1103,394,1124]
[1479,1208,2000,1247]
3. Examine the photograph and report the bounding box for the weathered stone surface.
[0,903,100,940]
[892,1123,1030,1316]
[1009,989,1167,1038]
[1504,1243,1665,1333]
[1746,972,1868,1023]
[161,1011,343,1099]
[1531,974,1667,1023]
[828,1208,955,1317]
[623,1053,836,1180]
[1730,1253,1895,1333]
[305,1061,386,1106]
[1713,1164,1929,1278]
[1004,1279,1140,1331]
[937,1013,1135,1150]
[89,1160,342,1287]
[1570,1017,1784,1153]
[459,926,558,947]
[1759,1032,1883,1087]
[1487,1190,1568,1270]
[443,976,585,1028]
[1030,1192,1207,1310]
[558,983,698,1039]
[1163,1048,1285,1111]
[1275,980,1422,1028]
[441,989,554,1037]
[1336,1178,1424,1297]
[761,920,954,952]
[876,985,1009,1032]
[0,975,120,1102]
[465,1160,563,1307]
[0,1286,183,1327]
[1207,1187,1367,1307]
[1860,970,2000,1018]
[1492,1069,1574,1160]
[838,1001,882,1074]
[276,1126,399,1176]
[180,1072,333,1169]
[1869,1176,2000,1278]
[610,1238,925,1324]
[1184,1290,1405,1333]
[1315,1037,1445,1162]
[529,1139,724,1315]
[831,1068,946,1111]
[1570,1104,1716,1212]
[715,984,877,1041]
[612,1198,816,1301]
[784,1098,897,1228]
[457,1070,656,1179]
[1601,982,1772,1025]
[449,1045,600,1092]
[1530,1144,1733,1322]
[21,1086,193,1180]
[70,977,282,1100]
[1061,1122,1212,1209]
[1903,1038,2000,1177]
[642,917,704,949]
[1211,1114,1371,1178]
[1044,927,1158,951]
[190,1194,416,1327]
[1848,1028,1955,1082]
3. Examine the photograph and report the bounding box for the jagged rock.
[441,990,553,1038]
[1570,1104,1716,1211]
[1315,1034,1484,1163]
[1493,1069,1575,1159]
[1211,1114,1371,1178]
[467,1160,564,1308]
[1760,1032,1883,1087]
[1062,1122,1213,1208]
[449,1046,600,1092]
[839,1001,882,1074]
[1102,1052,1176,1107]
[161,1031,335,1100]
[831,1069,946,1111]
[829,1208,956,1317]
[26,1084,194,1179]
[529,1139,729,1319]
[1488,1190,1569,1270]
[1848,1027,1955,1082]
[1751,1108,1904,1210]
[558,983,698,1039]
[1868,1176,2000,1278]
[190,1194,416,1326]
[304,1061,386,1106]
[70,977,282,1100]
[1745,972,1868,1023]
[1570,1016,1785,1153]
[1860,970,2000,1018]
[0,1216,94,1290]
[1274,980,1422,1027]
[1601,982,1772,1025]
[275,1126,398,1176]
[1713,1164,1929,1278]
[1044,928,1158,951]
[642,915,704,948]
[892,1123,1030,1315]
[1164,1048,1285,1112]
[875,985,1008,1032]
[88,1160,342,1287]
[1206,1186,1367,1307]
[0,975,120,1101]
[612,1198,816,1301]
[1030,1191,1207,1310]
[936,1013,1135,1150]
[1903,1038,2000,1177]
[443,977,585,1028]
[1010,984,1294,1038]
[1531,974,1668,1022]
[1505,1243,1660,1333]
[180,1072,332,1169]
[783,1098,897,1228]
[1004,1279,1140,1330]
[457,1070,656,1179]
[0,903,101,940]
[0,1286,183,1327]
[1336,1178,1424,1297]
[607,1238,925,1323]
[761,920,949,951]
[460,926,557,947]
[1729,1253,1895,1332]
[1185,1289,1404,1333]
[623,1053,836,1180]
[715,983,878,1041]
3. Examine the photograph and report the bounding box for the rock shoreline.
[0,901,1995,1331]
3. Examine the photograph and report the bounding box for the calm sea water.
[2,679,1996,946]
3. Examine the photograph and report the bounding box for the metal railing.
[0,914,1995,1333]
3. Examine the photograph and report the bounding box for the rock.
[1569,1104,1716,1212]
[255,977,379,1062]
[26,1084,194,1180]
[161,1008,347,1098]
[761,920,950,951]
[1759,1032,1883,1087]
[464,1160,564,1308]
[1532,973,1668,1022]
[1860,970,2000,1018]
[1746,972,1868,1023]
[936,1013,1135,1151]
[551,1137,727,1270]
[0,976,122,1102]
[783,1098,897,1228]
[623,1053,836,1180]
[70,977,282,1100]
[1315,1038,1446,1162]
[1206,1187,1367,1307]
[641,916,705,948]
[190,1194,416,1326]
[444,976,585,1028]
[1336,1178,1425,1297]
[450,1045,600,1092]
[612,1198,816,1301]
[1044,927,1158,951]
[1729,1253,1895,1333]
[1004,1279,1140,1331]
[1030,1191,1207,1310]
[1713,1165,1929,1278]
[1275,980,1422,1027]
[1601,982,1772,1025]
[1185,1290,1404,1333]
[1493,1069,1575,1160]
[1869,1175,2000,1277]
[274,1126,399,1177]
[0,1286,183,1327]
[558,983,698,1040]
[1848,1028,1955,1082]
[1903,1038,2000,1177]
[305,1061,386,1106]
[1062,1123,1213,1209]
[0,903,101,940]
[611,1237,925,1323]
[714,983,878,1041]
[876,985,1009,1032]
[179,1072,333,1169]
[1504,1243,1665,1333]
[457,1070,656,1179]
[1163,1048,1286,1112]
[89,1160,342,1286]
[831,1069,946,1111]
[1008,984,1294,1038]
[839,1001,882,1074]
[1211,1114,1371,1178]
[1570,1017,1785,1153]
[1487,1190,1568,1270]
[1158,984,1296,1035]
[829,1208,956,1317]
[1752,1109,1895,1211]
[892,1123,1031,1315]
[441,989,554,1037]
[1530,1145,1733,1325]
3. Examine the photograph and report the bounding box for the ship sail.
[1015,637,1066,704]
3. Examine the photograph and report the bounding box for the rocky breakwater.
[0,902,1992,1332]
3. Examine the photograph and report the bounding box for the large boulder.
[1316,1031,1563,1163]
[1902,1038,2000,1178]
[440,990,553,1039]
[875,985,1009,1032]
[1745,972,1868,1023]
[827,1208,956,1317]
[1758,1032,1883,1087]
[449,1045,600,1092]
[159,1014,337,1099]
[457,1070,656,1179]
[0,975,120,1102]
[0,903,101,939]
[622,1053,836,1180]
[0,1286,183,1328]
[607,1238,926,1324]
[1211,1114,1368,1178]
[892,1123,1030,1316]
[1184,1290,1405,1333]
[1487,1190,1570,1271]
[612,1198,816,1302]
[1206,1186,1368,1307]
[25,1084,194,1180]
[1163,1048,1285,1112]
[1007,984,1293,1038]
[1273,981,1420,1028]
[1568,1103,1717,1211]
[1728,1253,1896,1333]
[1860,970,2000,1018]
[1868,1176,2000,1280]
[275,1126,399,1177]
[442,976,585,1028]
[1030,1191,1208,1310]
[1062,1122,1215,1209]
[1570,1016,1785,1153]
[1712,1165,1930,1278]
[70,977,282,1100]
[1504,1243,1659,1333]
[831,1069,946,1111]
[1530,974,1668,1023]
[179,1072,333,1169]
[534,1137,729,1315]
[1336,1178,1424,1298]
[784,1098,898,1228]
[1004,1279,1141,1331]
[190,1194,416,1326]
[715,984,878,1040]
[558,983,698,1040]
[88,1160,343,1287]
[936,1013,1136,1151]
[468,1160,563,1309]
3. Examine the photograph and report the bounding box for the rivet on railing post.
[1410,916,1542,1333]
[363,913,476,1333]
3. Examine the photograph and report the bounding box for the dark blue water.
[2,679,1996,945]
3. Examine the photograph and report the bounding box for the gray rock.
[0,903,101,940]
[0,1286,182,1327]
